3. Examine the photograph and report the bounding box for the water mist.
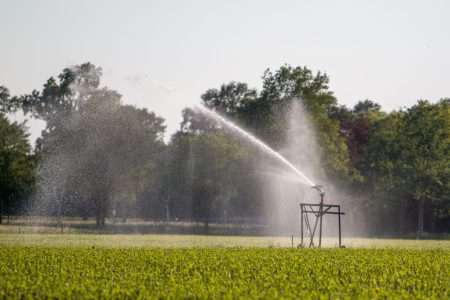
[194,105,316,187]
[195,103,329,235]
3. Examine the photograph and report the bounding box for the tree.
[0,114,35,223]
[166,129,251,229]
[0,87,11,113]
[330,100,384,177]
[201,82,258,116]
[353,100,381,115]
[261,65,355,180]
[400,100,450,235]
[20,63,103,121]
[15,63,166,226]
[199,65,355,181]
[365,111,407,233]
[40,93,165,226]
[366,100,450,235]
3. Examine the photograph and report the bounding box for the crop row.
[0,247,449,299]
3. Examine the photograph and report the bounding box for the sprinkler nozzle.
[312,185,325,196]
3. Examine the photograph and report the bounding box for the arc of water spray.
[195,105,316,187]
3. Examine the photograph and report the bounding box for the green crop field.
[1,234,450,299]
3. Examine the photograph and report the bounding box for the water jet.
[195,104,344,248]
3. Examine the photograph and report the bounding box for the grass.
[0,216,269,235]
[1,231,450,249]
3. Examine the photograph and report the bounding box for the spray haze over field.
[30,85,351,237]
[194,101,363,237]
[1,63,448,239]
[24,72,367,238]
[195,103,321,234]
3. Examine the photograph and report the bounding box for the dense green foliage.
[0,246,449,299]
[0,114,34,223]
[176,67,450,234]
[0,62,449,235]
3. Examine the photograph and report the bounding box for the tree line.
[0,63,448,235]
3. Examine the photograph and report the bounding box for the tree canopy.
[0,114,34,223]
[0,63,449,235]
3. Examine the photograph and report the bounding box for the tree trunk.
[57,199,63,232]
[96,211,105,227]
[0,199,3,224]
[6,197,9,224]
[204,219,209,234]
[95,195,107,227]
[430,203,436,234]
[96,201,102,227]
[96,212,105,227]
[417,198,425,238]
[165,196,170,222]
[399,198,406,235]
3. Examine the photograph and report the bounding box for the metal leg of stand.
[338,205,342,248]
[300,201,345,249]
[318,194,324,248]
[300,205,304,247]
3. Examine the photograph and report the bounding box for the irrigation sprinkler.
[299,185,345,248]
[195,106,343,247]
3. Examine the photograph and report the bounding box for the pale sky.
[1,0,449,143]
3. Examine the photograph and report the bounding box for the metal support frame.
[300,202,344,248]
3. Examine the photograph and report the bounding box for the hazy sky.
[1,0,449,142]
